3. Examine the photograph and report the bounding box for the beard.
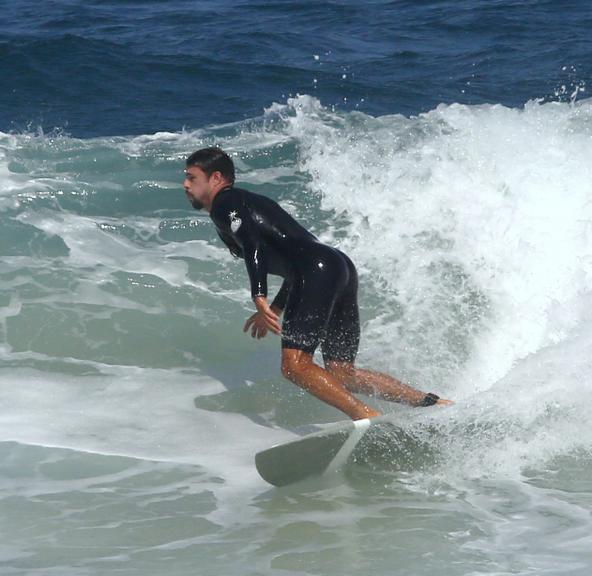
[190,198,204,210]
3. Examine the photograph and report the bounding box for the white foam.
[274,96,592,362]
[265,95,592,476]
[0,366,293,484]
[14,209,223,289]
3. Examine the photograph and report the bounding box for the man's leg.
[281,348,381,420]
[324,360,443,406]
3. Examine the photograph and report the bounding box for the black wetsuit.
[209,186,360,363]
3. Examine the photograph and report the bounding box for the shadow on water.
[186,310,444,443]
[190,327,442,487]
[192,343,361,435]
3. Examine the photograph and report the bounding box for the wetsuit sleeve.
[226,196,269,299]
[216,229,242,258]
[271,278,291,311]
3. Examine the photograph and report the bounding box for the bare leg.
[281,349,381,420]
[324,360,449,406]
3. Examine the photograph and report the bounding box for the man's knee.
[281,350,314,381]
[324,360,356,385]
[281,358,295,380]
[281,357,308,381]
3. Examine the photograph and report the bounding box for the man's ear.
[211,171,223,185]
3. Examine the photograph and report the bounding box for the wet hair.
[185,147,235,184]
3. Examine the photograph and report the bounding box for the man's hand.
[243,297,282,338]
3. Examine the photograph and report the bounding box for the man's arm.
[270,278,291,314]
[251,295,282,335]
[216,229,242,258]
[222,196,269,301]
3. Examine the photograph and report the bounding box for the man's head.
[183,147,235,211]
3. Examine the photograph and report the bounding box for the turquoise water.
[2,96,592,574]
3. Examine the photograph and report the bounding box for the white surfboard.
[255,415,419,486]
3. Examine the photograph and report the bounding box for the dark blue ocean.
[2,2,592,575]
[2,0,590,136]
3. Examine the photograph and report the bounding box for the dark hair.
[185,147,235,184]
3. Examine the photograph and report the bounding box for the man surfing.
[183,147,452,420]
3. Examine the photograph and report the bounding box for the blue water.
[1,0,590,136]
[2,2,592,575]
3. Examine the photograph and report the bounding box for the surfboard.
[255,415,420,487]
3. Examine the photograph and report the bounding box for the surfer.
[183,147,452,420]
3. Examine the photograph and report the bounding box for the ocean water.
[2,2,592,575]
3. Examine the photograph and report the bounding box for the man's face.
[183,166,212,211]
